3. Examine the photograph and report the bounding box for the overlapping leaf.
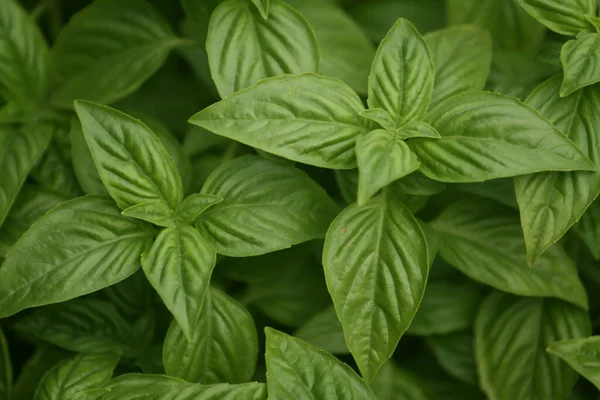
[561,33,600,96]
[547,336,600,390]
[517,0,594,36]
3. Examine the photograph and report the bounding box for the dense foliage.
[1,0,600,399]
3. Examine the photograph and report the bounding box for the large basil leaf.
[446,0,545,51]
[368,18,433,126]
[142,226,215,341]
[10,347,70,400]
[407,281,485,335]
[576,199,600,259]
[0,0,49,106]
[206,0,318,98]
[424,26,493,108]
[14,299,139,357]
[97,375,267,400]
[561,33,600,97]
[517,0,594,36]
[74,101,183,210]
[49,0,179,107]
[0,196,155,318]
[0,328,10,400]
[34,354,118,400]
[0,124,52,227]
[287,1,375,95]
[294,306,348,355]
[189,74,369,169]
[356,129,420,205]
[547,336,600,390]
[370,361,431,400]
[414,92,594,182]
[196,155,338,256]
[0,185,68,257]
[427,331,478,385]
[516,77,600,264]
[323,193,428,382]
[265,328,377,399]
[163,287,257,384]
[475,291,591,400]
[430,197,588,309]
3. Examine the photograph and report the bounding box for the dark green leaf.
[561,33,600,96]
[575,198,600,259]
[11,347,70,400]
[427,331,478,385]
[371,361,431,400]
[294,306,348,355]
[0,328,10,400]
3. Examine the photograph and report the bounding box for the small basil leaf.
[415,92,595,182]
[251,0,269,18]
[0,196,155,318]
[359,109,396,132]
[0,124,52,227]
[431,197,588,309]
[15,299,138,357]
[122,201,174,228]
[547,336,600,390]
[10,347,70,400]
[50,0,179,107]
[70,116,109,196]
[0,0,49,106]
[395,120,441,139]
[323,193,429,382]
[265,328,377,399]
[425,25,493,108]
[197,155,338,256]
[561,33,600,96]
[294,306,348,355]
[0,328,10,400]
[206,0,318,98]
[189,74,368,169]
[74,101,183,210]
[427,331,478,385]
[575,199,600,259]
[142,225,216,341]
[392,171,446,196]
[368,18,434,126]
[517,0,595,36]
[475,291,591,400]
[356,130,420,205]
[174,194,222,225]
[163,287,258,384]
[97,374,267,400]
[34,354,119,400]
[516,77,600,264]
[371,361,431,400]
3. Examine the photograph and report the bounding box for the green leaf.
[322,192,429,381]
[515,77,600,264]
[547,336,600,390]
[34,354,118,400]
[430,197,589,309]
[0,185,68,257]
[371,361,431,400]
[453,179,518,209]
[395,121,441,139]
[142,225,216,341]
[74,101,183,210]
[70,116,109,197]
[447,0,545,51]
[251,0,269,18]
[359,109,396,132]
[475,291,591,400]
[174,194,222,225]
[415,92,595,182]
[368,18,434,126]
[287,1,376,95]
[0,0,49,105]
[392,171,446,196]
[196,155,338,256]
[0,196,155,318]
[102,270,153,317]
[14,299,138,357]
[407,281,485,335]
[163,287,257,384]
[0,328,10,400]
[122,201,174,228]
[189,74,368,169]
[427,331,478,385]
[49,0,178,107]
[97,374,267,400]
[517,0,594,36]
[294,306,348,355]
[424,25,493,108]
[561,33,600,97]
[0,124,52,227]
[206,0,318,98]
[11,347,70,400]
[356,129,420,205]
[575,198,600,259]
[265,328,377,399]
